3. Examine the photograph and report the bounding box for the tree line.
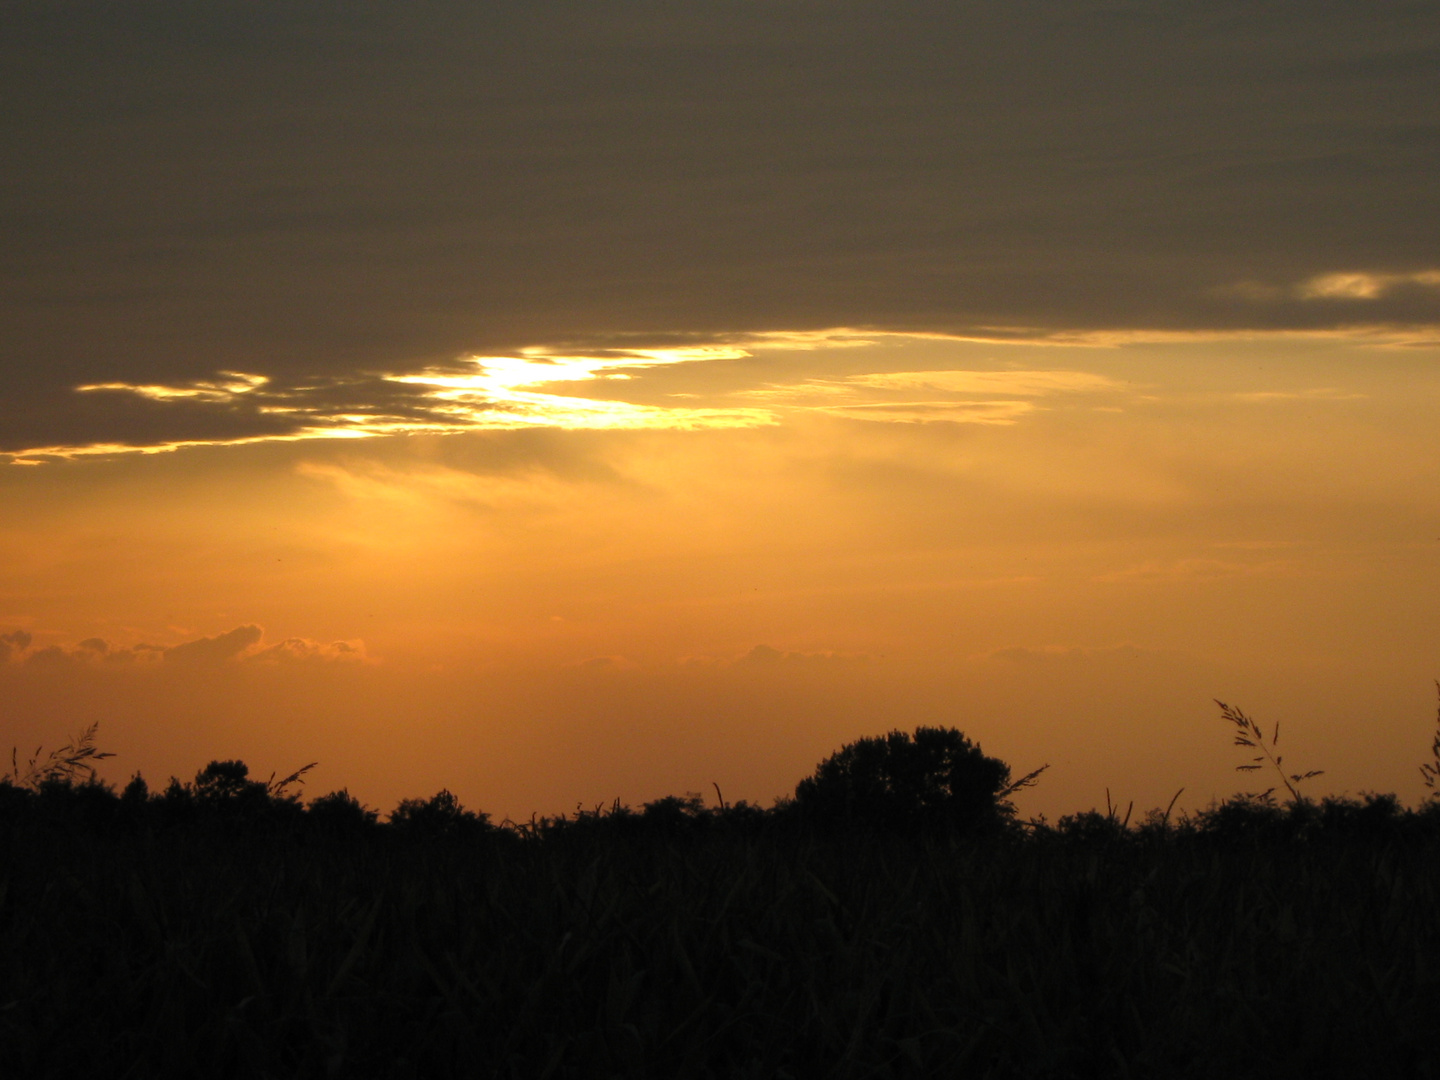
[6,706,1440,842]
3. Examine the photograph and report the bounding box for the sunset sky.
[3,2,1439,822]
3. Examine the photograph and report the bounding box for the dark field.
[2,781,1438,1080]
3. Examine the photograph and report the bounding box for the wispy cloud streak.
[9,348,777,463]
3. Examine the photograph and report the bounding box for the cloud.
[0,630,33,664]
[847,370,1123,396]
[3,346,1133,459]
[1296,270,1440,302]
[815,401,1039,426]
[1230,388,1367,403]
[163,625,265,666]
[673,645,869,669]
[2,4,1437,455]
[0,636,166,669]
[0,626,369,669]
[246,637,369,666]
[5,350,778,462]
[77,372,271,403]
[23,646,76,670]
[1207,270,1440,337]
[732,644,869,668]
[747,366,1125,425]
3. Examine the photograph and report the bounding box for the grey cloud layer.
[3,1,1437,450]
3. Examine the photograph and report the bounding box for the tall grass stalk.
[1421,681,1440,793]
[6,721,114,789]
[1217,700,1323,803]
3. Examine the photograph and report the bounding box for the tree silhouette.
[388,789,491,839]
[153,759,315,824]
[194,760,266,805]
[794,726,1040,834]
[308,788,380,832]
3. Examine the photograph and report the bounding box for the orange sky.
[5,330,1440,820]
[3,4,1439,821]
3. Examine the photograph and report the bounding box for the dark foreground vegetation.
[2,721,1439,1078]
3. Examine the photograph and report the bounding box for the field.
[2,777,1438,1079]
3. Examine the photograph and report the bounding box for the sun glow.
[386,347,771,432]
[13,347,777,462]
[13,324,1440,465]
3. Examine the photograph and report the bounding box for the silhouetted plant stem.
[1421,681,1440,792]
[1217,700,1323,803]
[6,721,114,789]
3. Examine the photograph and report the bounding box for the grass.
[2,806,1437,1078]
[1216,699,1325,803]
[1421,681,1440,793]
[0,699,1438,1078]
[5,720,113,790]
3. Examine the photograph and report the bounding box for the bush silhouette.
[308,789,380,833]
[194,760,267,804]
[388,789,491,839]
[793,726,1020,834]
[139,760,310,826]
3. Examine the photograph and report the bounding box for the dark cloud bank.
[3,1,1438,452]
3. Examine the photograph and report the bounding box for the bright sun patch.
[384,347,771,432]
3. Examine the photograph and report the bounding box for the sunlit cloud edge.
[8,321,1438,464]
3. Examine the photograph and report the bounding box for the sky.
[3,1,1439,822]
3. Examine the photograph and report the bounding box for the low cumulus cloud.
[0,625,368,669]
[246,637,370,666]
[731,644,869,669]
[0,630,33,664]
[163,625,265,666]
